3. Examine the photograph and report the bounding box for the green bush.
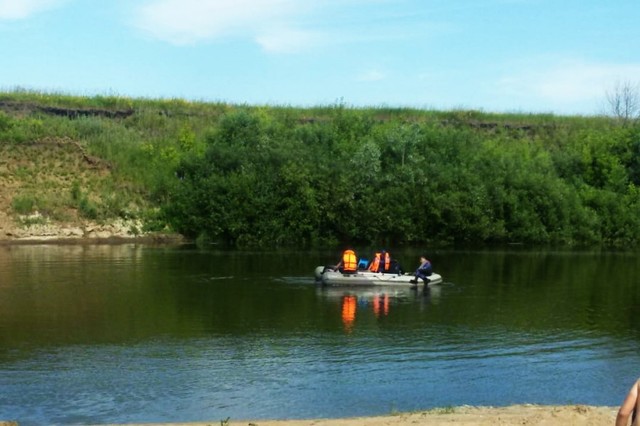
[11,194,37,215]
[2,90,640,247]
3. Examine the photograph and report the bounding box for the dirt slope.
[0,137,151,242]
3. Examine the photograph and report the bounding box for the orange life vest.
[342,249,357,272]
[369,252,390,272]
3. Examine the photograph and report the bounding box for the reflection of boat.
[317,286,418,300]
[324,286,440,332]
[341,295,357,332]
[314,266,443,287]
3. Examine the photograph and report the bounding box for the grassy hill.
[1,90,637,247]
[0,92,180,241]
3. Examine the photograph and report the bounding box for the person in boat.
[616,377,639,426]
[410,255,433,284]
[334,249,358,274]
[368,250,391,273]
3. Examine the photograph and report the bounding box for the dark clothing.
[415,259,432,281]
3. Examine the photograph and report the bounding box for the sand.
[88,405,620,426]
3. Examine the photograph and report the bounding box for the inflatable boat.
[314,266,443,287]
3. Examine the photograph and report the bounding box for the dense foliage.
[1,91,639,247]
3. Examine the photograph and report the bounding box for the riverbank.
[93,405,619,426]
[0,211,184,245]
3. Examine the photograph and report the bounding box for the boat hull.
[315,266,442,287]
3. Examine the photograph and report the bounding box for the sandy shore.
[90,405,620,426]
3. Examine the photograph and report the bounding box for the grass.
[0,89,628,242]
[11,194,38,214]
[1,134,142,227]
[425,406,457,415]
[390,406,458,417]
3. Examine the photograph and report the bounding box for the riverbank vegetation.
[1,90,639,247]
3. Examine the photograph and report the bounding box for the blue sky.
[1,0,638,115]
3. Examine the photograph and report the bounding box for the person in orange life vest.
[334,249,358,273]
[368,250,390,273]
[410,255,432,284]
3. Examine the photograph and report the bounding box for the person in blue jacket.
[410,255,432,284]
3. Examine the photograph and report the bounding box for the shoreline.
[0,233,186,246]
[86,404,619,426]
[0,214,186,246]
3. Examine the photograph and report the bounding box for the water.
[1,244,640,425]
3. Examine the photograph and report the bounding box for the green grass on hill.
[1,90,637,247]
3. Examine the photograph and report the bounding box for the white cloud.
[132,0,414,53]
[134,0,318,50]
[256,28,323,54]
[357,69,385,82]
[0,0,64,20]
[536,62,640,102]
[496,59,640,112]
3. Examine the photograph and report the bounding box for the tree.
[605,80,640,125]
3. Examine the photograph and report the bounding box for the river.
[0,244,639,425]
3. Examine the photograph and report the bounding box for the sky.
[0,0,639,115]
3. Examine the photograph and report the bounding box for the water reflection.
[341,295,357,332]
[318,286,442,333]
[371,293,389,318]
